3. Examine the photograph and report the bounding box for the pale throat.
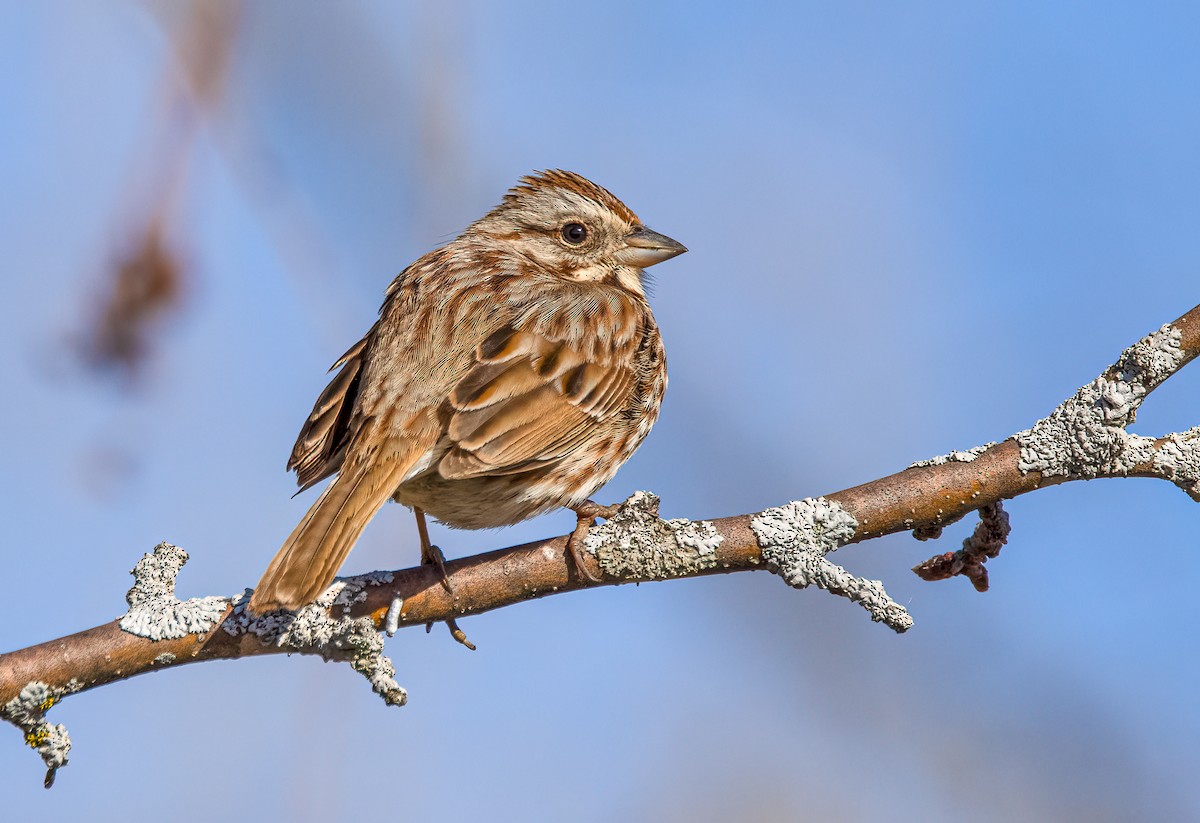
[614,267,646,296]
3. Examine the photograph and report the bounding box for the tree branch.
[4,302,1199,788]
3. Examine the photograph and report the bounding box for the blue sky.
[2,3,1199,820]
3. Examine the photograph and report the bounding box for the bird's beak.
[615,225,688,268]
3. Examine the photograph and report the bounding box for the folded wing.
[438,324,633,479]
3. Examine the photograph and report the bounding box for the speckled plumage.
[249,171,685,613]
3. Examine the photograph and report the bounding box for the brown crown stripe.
[505,169,641,226]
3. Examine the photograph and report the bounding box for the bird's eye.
[561,222,588,245]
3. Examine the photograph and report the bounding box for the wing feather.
[288,335,371,491]
[437,325,632,480]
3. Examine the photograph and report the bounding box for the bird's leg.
[414,507,452,593]
[566,500,619,583]
[413,508,475,650]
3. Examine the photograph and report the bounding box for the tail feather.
[249,450,412,614]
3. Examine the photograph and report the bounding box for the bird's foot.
[566,500,619,583]
[418,542,475,650]
[425,616,476,651]
[421,541,454,594]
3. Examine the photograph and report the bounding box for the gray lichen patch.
[1,679,81,788]
[332,570,395,612]
[909,442,997,469]
[751,498,912,633]
[222,588,287,638]
[117,544,406,708]
[1017,379,1138,478]
[1018,323,1184,479]
[1153,427,1200,501]
[227,584,406,708]
[1115,322,1184,391]
[118,543,229,640]
[583,491,722,579]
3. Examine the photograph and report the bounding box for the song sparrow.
[248,170,686,614]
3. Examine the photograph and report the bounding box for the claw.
[566,500,618,583]
[446,617,476,651]
[422,542,453,594]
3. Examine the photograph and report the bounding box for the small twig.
[912,502,1011,591]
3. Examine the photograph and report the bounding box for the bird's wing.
[287,331,373,491]
[437,323,634,479]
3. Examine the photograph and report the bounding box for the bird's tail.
[248,452,409,614]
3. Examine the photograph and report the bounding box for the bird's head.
[469,169,686,296]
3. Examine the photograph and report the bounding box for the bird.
[248,170,686,615]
